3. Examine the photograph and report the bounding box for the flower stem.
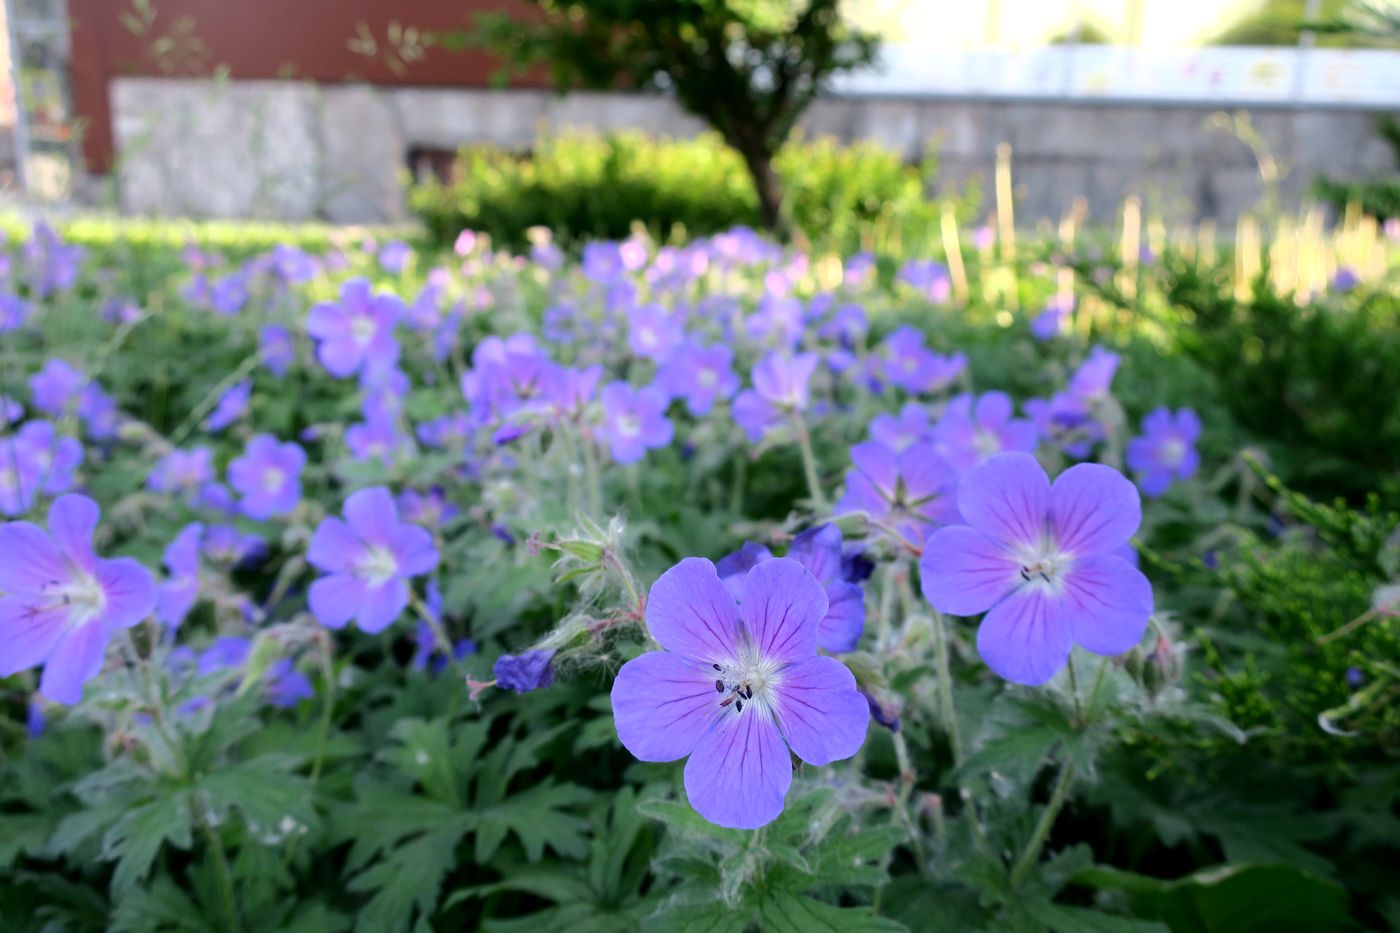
[791,412,829,509]
[580,426,604,517]
[197,800,243,933]
[1067,653,1085,724]
[1008,758,1076,888]
[409,589,454,659]
[930,608,963,765]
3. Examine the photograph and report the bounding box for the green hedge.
[407,131,969,253]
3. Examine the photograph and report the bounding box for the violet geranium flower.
[307,486,439,633]
[1126,407,1201,498]
[0,495,157,703]
[228,434,306,520]
[611,557,869,829]
[920,452,1154,686]
[657,343,740,416]
[306,277,402,378]
[731,352,820,442]
[156,523,203,631]
[598,382,674,464]
[835,441,961,545]
[932,392,1039,473]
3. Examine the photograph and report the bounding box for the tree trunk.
[733,138,785,235]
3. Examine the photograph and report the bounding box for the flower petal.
[976,586,1072,686]
[818,581,865,653]
[39,621,110,704]
[774,656,869,766]
[611,652,719,762]
[0,522,65,595]
[343,486,399,546]
[645,558,743,664]
[740,558,827,664]
[96,557,157,629]
[1061,555,1154,657]
[958,452,1049,548]
[307,517,363,573]
[919,525,1021,616]
[0,599,67,676]
[47,494,100,572]
[356,578,409,633]
[787,525,843,587]
[1050,463,1141,557]
[683,710,791,829]
[391,525,439,577]
[308,574,366,629]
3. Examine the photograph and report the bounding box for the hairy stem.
[1008,758,1076,888]
[791,412,829,509]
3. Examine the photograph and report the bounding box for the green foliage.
[409,130,961,255]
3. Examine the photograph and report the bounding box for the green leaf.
[757,892,906,932]
[109,876,211,933]
[347,816,473,933]
[194,754,319,843]
[101,791,194,893]
[474,781,592,862]
[1072,863,1352,933]
[636,796,744,846]
[1022,900,1170,933]
[0,813,52,869]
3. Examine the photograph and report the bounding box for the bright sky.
[853,0,1259,49]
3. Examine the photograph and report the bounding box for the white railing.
[834,46,1400,108]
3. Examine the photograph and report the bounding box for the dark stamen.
[744,686,754,700]
[714,680,724,693]
[712,663,722,671]
[735,699,744,713]
[1019,568,1031,582]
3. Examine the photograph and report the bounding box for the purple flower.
[731,352,819,442]
[0,292,30,333]
[1330,267,1359,293]
[746,294,806,348]
[0,395,23,425]
[0,495,157,703]
[582,243,626,283]
[717,526,868,653]
[0,421,84,515]
[228,434,305,520]
[209,274,249,316]
[1068,346,1120,403]
[307,486,439,633]
[611,558,869,829]
[869,403,932,452]
[77,386,121,441]
[306,278,402,378]
[378,240,412,273]
[1031,295,1073,340]
[346,399,406,466]
[920,452,1154,685]
[897,260,951,303]
[541,364,604,423]
[1126,407,1201,498]
[657,343,740,416]
[494,649,556,692]
[627,304,684,362]
[198,636,251,674]
[265,659,315,707]
[932,392,1039,472]
[203,524,266,568]
[259,325,294,376]
[156,523,203,630]
[205,380,252,433]
[599,382,674,464]
[835,441,960,544]
[880,327,965,395]
[29,359,85,416]
[24,222,83,297]
[270,244,317,284]
[397,487,459,527]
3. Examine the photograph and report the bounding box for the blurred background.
[0,0,1395,234]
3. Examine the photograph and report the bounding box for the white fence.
[835,46,1400,108]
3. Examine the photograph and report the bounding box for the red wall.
[69,0,549,173]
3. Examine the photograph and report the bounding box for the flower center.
[616,414,642,438]
[350,316,376,347]
[46,572,108,626]
[711,642,783,717]
[1162,438,1185,467]
[262,467,286,493]
[356,546,399,586]
[696,368,718,388]
[1013,540,1073,591]
[972,427,1001,458]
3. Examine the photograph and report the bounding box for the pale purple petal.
[644,558,743,663]
[920,525,1022,616]
[156,579,199,628]
[957,452,1050,548]
[976,586,1073,686]
[611,652,717,762]
[1061,555,1154,656]
[307,517,364,573]
[95,557,157,629]
[0,600,67,676]
[774,656,869,765]
[1050,463,1141,557]
[47,494,99,571]
[787,525,842,587]
[308,574,366,629]
[740,558,826,664]
[683,711,791,829]
[357,577,410,633]
[343,486,399,546]
[39,621,109,704]
[0,523,65,595]
[390,525,439,577]
[818,582,865,653]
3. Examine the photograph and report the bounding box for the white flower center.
[616,414,642,438]
[711,641,784,718]
[972,427,1001,458]
[262,468,286,493]
[357,546,399,586]
[47,571,108,626]
[1162,438,1185,467]
[350,316,376,347]
[696,368,718,388]
[1012,539,1074,592]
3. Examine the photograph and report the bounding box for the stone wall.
[109,77,1396,226]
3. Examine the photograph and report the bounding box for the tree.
[465,0,880,232]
